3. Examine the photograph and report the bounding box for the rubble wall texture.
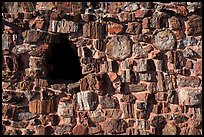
[2,2,202,135]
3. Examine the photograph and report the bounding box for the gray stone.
[137,59,147,72]
[89,108,103,118]
[67,21,78,33]
[197,40,202,49]
[29,56,44,69]
[163,73,176,91]
[67,82,80,94]
[24,90,36,101]
[60,19,68,33]
[2,33,12,50]
[12,45,32,55]
[183,36,198,47]
[12,121,29,128]
[124,2,139,12]
[187,2,202,13]
[57,101,74,118]
[77,91,98,111]
[36,2,55,11]
[49,20,58,32]
[133,42,148,58]
[138,73,154,82]
[136,59,155,72]
[57,20,62,33]
[183,48,197,58]
[154,29,176,51]
[18,112,36,121]
[121,69,131,83]
[106,35,131,60]
[178,88,202,106]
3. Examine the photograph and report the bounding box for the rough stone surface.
[177,76,201,87]
[162,122,177,135]
[2,2,202,135]
[100,95,119,109]
[186,15,202,36]
[72,125,88,135]
[168,16,181,30]
[55,124,72,135]
[129,83,147,92]
[102,119,128,134]
[183,47,197,58]
[194,59,202,76]
[106,35,131,60]
[77,91,99,111]
[18,112,36,121]
[178,88,202,106]
[154,29,176,51]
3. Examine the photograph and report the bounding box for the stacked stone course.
[2,2,202,135]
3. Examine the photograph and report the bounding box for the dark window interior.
[46,34,83,83]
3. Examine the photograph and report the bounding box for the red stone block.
[142,18,150,29]
[108,22,123,34]
[80,77,89,91]
[135,10,149,18]
[108,2,125,14]
[177,6,188,16]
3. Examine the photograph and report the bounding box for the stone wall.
[2,2,202,135]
